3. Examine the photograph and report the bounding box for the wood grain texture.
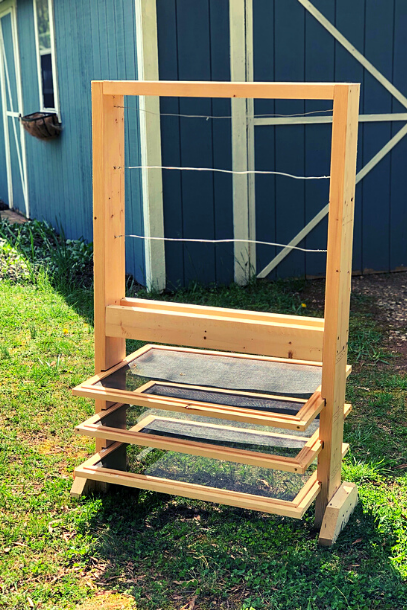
[102,80,337,99]
[92,83,126,373]
[318,481,358,546]
[315,83,360,525]
[106,304,324,361]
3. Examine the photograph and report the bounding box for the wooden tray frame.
[75,402,352,475]
[72,440,349,519]
[73,343,333,431]
[72,80,360,540]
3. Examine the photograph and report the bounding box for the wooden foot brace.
[318,482,358,546]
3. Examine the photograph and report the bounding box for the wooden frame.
[73,343,330,431]
[76,404,323,474]
[72,80,360,544]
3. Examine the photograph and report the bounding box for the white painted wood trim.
[297,0,407,111]
[48,0,60,119]
[0,12,12,208]
[257,122,407,278]
[10,4,29,218]
[135,0,166,291]
[254,113,407,127]
[230,0,250,285]
[33,0,60,118]
[0,6,29,216]
[245,0,256,275]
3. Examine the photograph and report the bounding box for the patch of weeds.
[0,238,33,283]
[0,218,93,289]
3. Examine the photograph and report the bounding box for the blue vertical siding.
[390,1,407,272]
[1,12,26,214]
[334,0,365,274]
[14,0,144,284]
[252,0,407,279]
[156,0,232,288]
[0,0,405,286]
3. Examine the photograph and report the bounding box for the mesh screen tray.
[76,404,323,474]
[74,440,322,519]
[73,344,327,431]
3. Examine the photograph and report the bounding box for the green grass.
[1,219,407,609]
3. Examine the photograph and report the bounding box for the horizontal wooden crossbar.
[74,441,321,519]
[75,409,322,474]
[106,303,324,361]
[100,80,347,100]
[120,298,325,328]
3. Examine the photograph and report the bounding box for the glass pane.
[36,0,51,52]
[40,53,54,108]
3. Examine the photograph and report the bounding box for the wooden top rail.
[99,80,357,100]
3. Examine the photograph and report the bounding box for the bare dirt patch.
[301,271,407,369]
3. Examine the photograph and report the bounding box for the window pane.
[36,0,51,52]
[35,0,55,109]
[41,53,54,109]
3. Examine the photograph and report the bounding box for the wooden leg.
[318,482,358,546]
[70,476,109,498]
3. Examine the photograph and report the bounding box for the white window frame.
[33,0,60,118]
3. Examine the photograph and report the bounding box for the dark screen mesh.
[94,347,322,398]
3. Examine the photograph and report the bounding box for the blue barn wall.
[251,0,407,278]
[1,0,406,286]
[15,0,145,284]
[156,0,233,288]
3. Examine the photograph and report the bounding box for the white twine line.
[124,165,330,180]
[115,234,327,253]
[115,106,334,120]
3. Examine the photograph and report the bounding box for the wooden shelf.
[73,441,322,519]
[73,344,337,431]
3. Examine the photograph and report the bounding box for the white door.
[0,2,28,216]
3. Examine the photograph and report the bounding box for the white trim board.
[297,0,407,111]
[135,0,166,291]
[255,0,407,277]
[33,0,60,118]
[254,113,407,127]
[0,4,29,217]
[230,0,251,285]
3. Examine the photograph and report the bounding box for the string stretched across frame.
[116,106,332,254]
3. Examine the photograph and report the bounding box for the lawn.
[1,219,407,609]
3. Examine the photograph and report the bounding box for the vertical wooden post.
[92,82,126,461]
[315,84,360,526]
[135,0,166,291]
[230,0,250,285]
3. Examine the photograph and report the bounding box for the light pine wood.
[102,80,337,100]
[119,297,325,328]
[92,82,126,373]
[315,84,360,526]
[105,304,324,361]
[72,80,358,530]
[91,83,126,466]
[318,482,358,546]
[75,410,322,474]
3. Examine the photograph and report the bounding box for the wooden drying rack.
[71,80,360,546]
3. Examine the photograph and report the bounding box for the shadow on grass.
[75,482,407,610]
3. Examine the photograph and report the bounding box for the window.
[33,0,58,112]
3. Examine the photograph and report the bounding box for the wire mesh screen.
[95,443,315,502]
[94,347,322,398]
